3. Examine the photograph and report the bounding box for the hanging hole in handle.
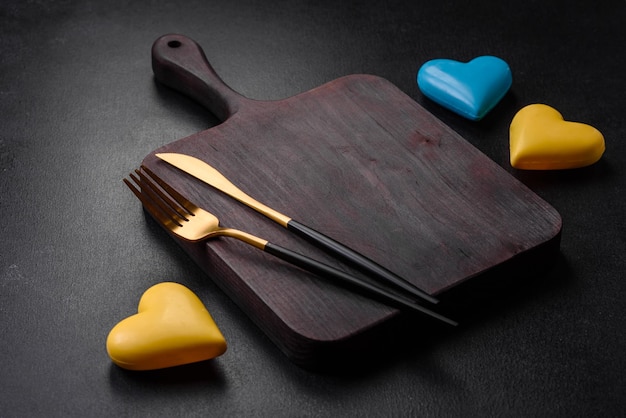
[167,40,182,48]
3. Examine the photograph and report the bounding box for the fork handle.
[263,243,457,326]
[286,220,439,305]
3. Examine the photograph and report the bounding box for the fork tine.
[135,171,188,225]
[141,165,199,214]
[123,174,184,228]
[134,169,190,222]
[125,168,190,227]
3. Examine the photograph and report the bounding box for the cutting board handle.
[151,34,249,122]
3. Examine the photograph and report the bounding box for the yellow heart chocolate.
[510,104,605,170]
[106,282,226,371]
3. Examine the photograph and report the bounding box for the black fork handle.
[263,243,457,326]
[286,220,439,305]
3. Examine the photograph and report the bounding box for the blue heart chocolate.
[417,56,512,121]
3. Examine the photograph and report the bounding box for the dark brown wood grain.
[142,34,562,367]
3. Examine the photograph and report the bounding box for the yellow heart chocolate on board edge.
[106,282,227,371]
[510,104,605,170]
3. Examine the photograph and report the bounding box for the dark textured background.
[1,0,624,416]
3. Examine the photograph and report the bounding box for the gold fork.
[124,166,457,326]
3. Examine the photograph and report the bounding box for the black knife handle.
[286,220,439,305]
[263,243,456,326]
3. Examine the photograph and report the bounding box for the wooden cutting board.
[141,34,562,367]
